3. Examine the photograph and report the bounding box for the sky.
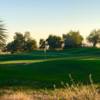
[0,0,100,42]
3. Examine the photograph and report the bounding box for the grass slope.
[0,48,100,88]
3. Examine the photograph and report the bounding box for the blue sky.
[0,0,100,42]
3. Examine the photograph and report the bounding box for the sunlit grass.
[0,60,45,64]
[0,84,100,100]
[1,55,100,65]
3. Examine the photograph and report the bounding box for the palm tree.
[0,20,6,49]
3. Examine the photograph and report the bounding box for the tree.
[24,32,37,51]
[13,32,25,52]
[46,35,62,50]
[6,32,37,53]
[0,20,6,49]
[39,39,46,49]
[87,30,100,47]
[24,31,31,41]
[6,32,24,53]
[6,42,15,54]
[24,39,37,51]
[63,31,83,48]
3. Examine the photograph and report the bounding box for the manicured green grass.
[0,48,100,88]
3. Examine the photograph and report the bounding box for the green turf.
[0,48,100,88]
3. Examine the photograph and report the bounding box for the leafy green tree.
[46,35,62,50]
[0,20,6,49]
[39,39,46,49]
[87,30,100,47]
[6,42,15,54]
[6,32,24,53]
[24,32,37,51]
[24,31,31,41]
[13,32,25,52]
[24,39,37,51]
[6,32,37,53]
[63,31,83,48]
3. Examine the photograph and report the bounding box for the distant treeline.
[0,20,100,53]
